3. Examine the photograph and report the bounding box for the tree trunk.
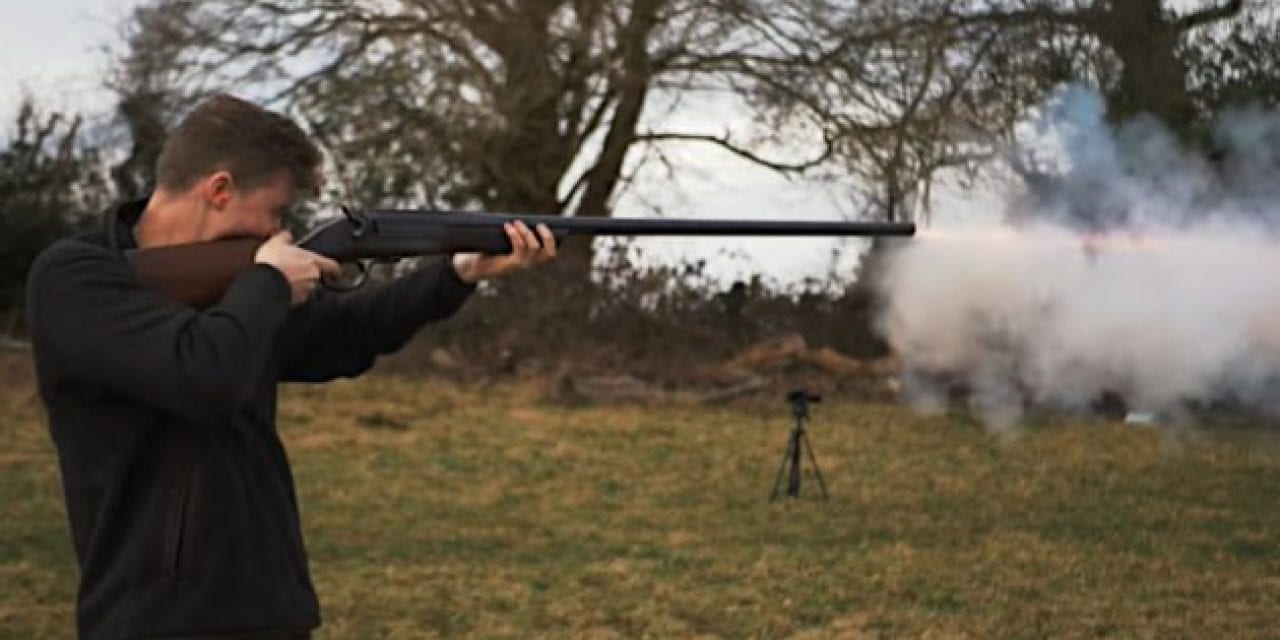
[484,5,575,215]
[565,0,664,275]
[1086,0,1242,140]
[1088,0,1195,137]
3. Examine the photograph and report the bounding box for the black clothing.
[26,200,475,639]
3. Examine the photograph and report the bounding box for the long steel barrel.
[359,209,916,237]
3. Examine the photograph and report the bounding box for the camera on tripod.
[771,389,830,501]
[786,390,821,417]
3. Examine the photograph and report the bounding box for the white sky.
[0,1,1015,287]
[0,0,126,121]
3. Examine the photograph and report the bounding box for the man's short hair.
[155,94,322,195]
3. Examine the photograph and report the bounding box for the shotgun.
[127,207,916,308]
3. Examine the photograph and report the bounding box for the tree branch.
[932,4,1089,32]
[635,131,833,175]
[1175,0,1245,30]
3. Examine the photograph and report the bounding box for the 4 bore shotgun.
[127,207,916,308]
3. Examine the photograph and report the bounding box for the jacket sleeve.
[27,241,293,423]
[276,256,476,383]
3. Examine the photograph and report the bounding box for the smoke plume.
[876,86,1280,428]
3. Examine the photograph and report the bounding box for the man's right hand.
[254,231,341,306]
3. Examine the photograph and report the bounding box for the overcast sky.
[0,1,126,121]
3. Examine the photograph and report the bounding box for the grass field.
[4,356,1280,638]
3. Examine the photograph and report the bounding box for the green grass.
[4,359,1280,638]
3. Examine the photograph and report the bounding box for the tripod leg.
[787,428,803,497]
[770,431,799,501]
[800,432,830,501]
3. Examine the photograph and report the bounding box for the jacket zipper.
[164,463,192,580]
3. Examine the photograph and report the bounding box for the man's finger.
[515,221,541,253]
[510,221,535,258]
[316,256,342,279]
[504,222,526,254]
[509,223,538,266]
[304,262,321,284]
[535,224,557,260]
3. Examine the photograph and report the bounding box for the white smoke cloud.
[877,85,1280,429]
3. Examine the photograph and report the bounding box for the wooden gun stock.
[128,238,262,309]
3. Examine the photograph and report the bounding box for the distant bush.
[384,241,892,381]
[0,101,113,328]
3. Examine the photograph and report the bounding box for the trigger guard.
[322,260,369,293]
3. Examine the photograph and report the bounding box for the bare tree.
[795,0,1260,221]
[110,0,1268,241]
[926,0,1250,138]
[114,0,931,269]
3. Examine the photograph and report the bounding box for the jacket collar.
[103,198,148,252]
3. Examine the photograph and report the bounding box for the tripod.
[769,390,830,501]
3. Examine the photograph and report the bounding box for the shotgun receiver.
[127,207,916,309]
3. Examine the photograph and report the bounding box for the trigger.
[322,260,369,292]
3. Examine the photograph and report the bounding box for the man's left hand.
[451,221,558,283]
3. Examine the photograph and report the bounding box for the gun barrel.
[363,209,916,237]
[129,208,916,308]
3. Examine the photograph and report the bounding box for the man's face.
[204,169,299,241]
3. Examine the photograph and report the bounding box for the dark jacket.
[26,200,476,639]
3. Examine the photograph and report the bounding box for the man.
[25,94,556,639]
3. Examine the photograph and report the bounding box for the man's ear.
[202,171,236,209]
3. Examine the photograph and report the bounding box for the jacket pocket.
[162,464,194,581]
